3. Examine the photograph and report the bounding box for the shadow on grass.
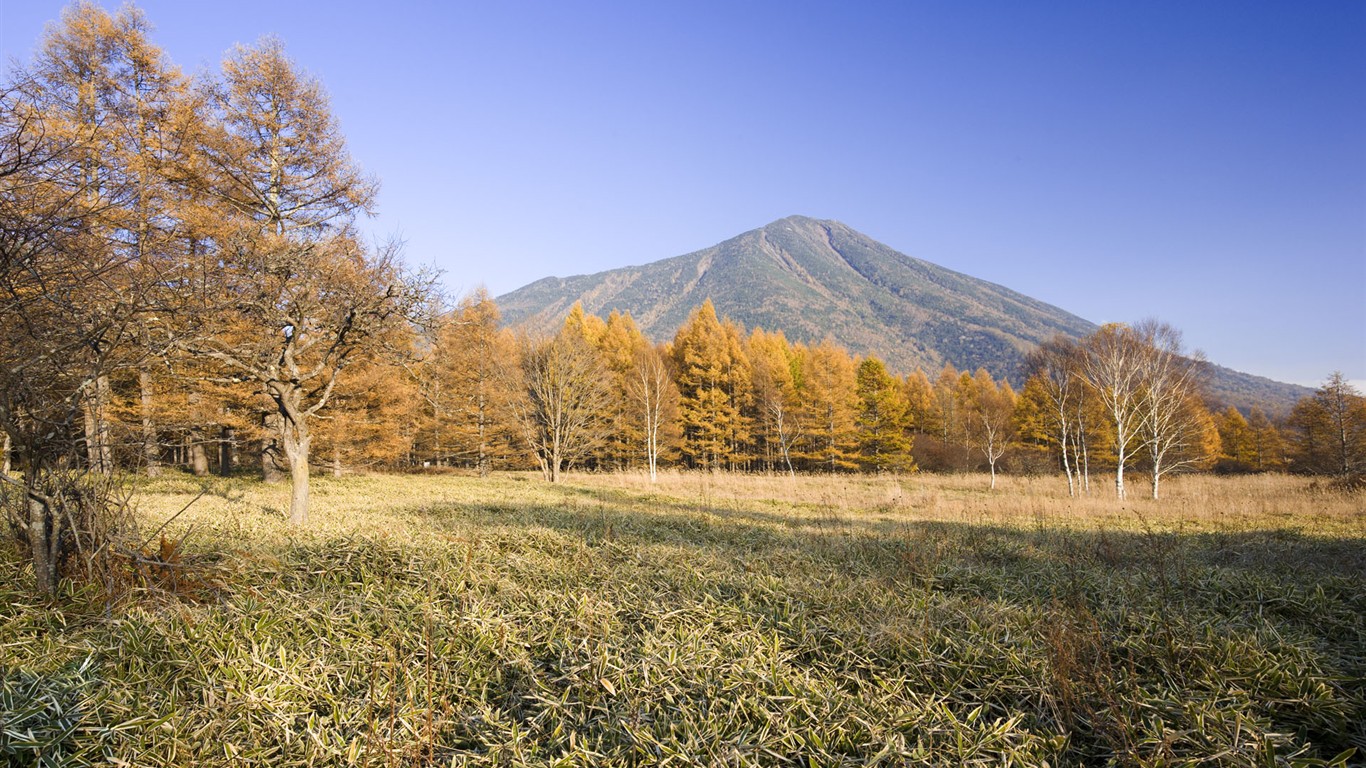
[398,481,1366,586]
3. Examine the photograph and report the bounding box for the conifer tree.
[672,301,751,470]
[420,290,520,473]
[795,339,859,472]
[748,328,802,475]
[595,310,651,469]
[179,38,417,523]
[854,357,915,472]
[1287,372,1366,476]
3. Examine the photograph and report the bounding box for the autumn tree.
[1079,324,1148,500]
[594,310,652,470]
[0,43,149,594]
[312,347,423,475]
[1021,336,1085,495]
[512,329,613,482]
[672,301,752,470]
[628,343,680,483]
[854,357,915,473]
[1132,320,1211,499]
[1213,406,1255,472]
[794,339,859,472]
[1287,372,1366,476]
[902,369,938,435]
[921,364,970,472]
[748,328,802,475]
[418,289,520,473]
[1245,407,1288,472]
[960,369,1016,488]
[15,3,192,475]
[178,38,418,523]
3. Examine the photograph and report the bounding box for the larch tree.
[748,328,802,475]
[672,301,751,470]
[1246,407,1288,472]
[18,2,170,476]
[902,369,939,438]
[796,339,859,473]
[1287,372,1366,476]
[854,357,915,473]
[180,38,416,524]
[423,289,520,473]
[311,348,422,475]
[1214,406,1255,470]
[1,43,150,594]
[595,310,651,470]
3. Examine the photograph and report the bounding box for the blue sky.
[3,1,1363,388]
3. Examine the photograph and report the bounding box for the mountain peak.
[499,217,1093,376]
[495,218,1310,413]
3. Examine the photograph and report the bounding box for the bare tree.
[1079,324,1147,500]
[512,332,613,483]
[1023,336,1083,496]
[962,370,1016,489]
[0,81,143,596]
[628,344,678,483]
[1133,320,1210,499]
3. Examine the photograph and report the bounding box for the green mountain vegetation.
[497,216,1309,414]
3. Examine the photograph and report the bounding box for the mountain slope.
[498,215,1310,413]
[501,215,1095,375]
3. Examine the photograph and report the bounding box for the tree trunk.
[282,417,311,524]
[2,432,10,475]
[188,429,210,476]
[83,375,113,474]
[332,442,342,478]
[1058,422,1074,497]
[28,489,57,598]
[218,426,236,476]
[476,390,489,477]
[261,410,287,482]
[140,368,161,476]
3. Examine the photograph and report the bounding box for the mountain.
[497,215,1310,414]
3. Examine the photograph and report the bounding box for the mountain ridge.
[497,215,1310,415]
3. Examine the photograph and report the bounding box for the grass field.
[2,471,1363,766]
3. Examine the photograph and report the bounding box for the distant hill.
[498,215,1310,415]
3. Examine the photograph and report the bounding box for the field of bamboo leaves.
[2,471,1363,766]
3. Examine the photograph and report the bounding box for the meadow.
[2,471,1363,766]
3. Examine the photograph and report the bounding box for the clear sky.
[3,1,1363,388]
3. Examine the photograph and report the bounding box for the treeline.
[404,298,1363,497]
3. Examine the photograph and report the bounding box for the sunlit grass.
[3,471,1363,766]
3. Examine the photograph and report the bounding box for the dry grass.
[2,471,1363,766]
